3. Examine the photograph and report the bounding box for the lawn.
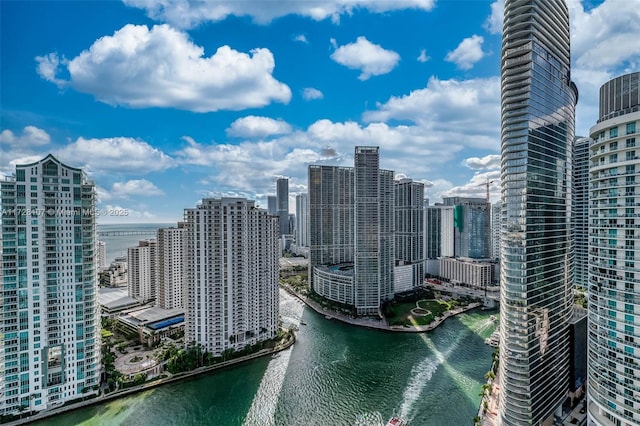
[384,299,460,327]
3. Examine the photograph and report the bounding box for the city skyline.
[2,1,639,224]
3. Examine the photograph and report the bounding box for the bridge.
[97,230,157,237]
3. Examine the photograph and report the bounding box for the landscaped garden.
[383,287,479,327]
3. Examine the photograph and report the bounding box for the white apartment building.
[0,155,101,416]
[295,193,309,248]
[490,201,501,261]
[183,198,279,356]
[587,72,640,426]
[156,224,184,310]
[127,239,156,303]
[96,240,106,272]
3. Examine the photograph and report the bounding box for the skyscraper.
[395,178,424,289]
[96,240,107,272]
[276,178,289,236]
[443,197,489,259]
[308,165,355,301]
[424,205,454,263]
[354,147,394,315]
[0,155,101,416]
[587,71,640,426]
[499,0,578,424]
[156,223,185,309]
[491,201,502,260]
[295,193,309,248]
[267,195,277,215]
[127,239,157,303]
[308,147,394,315]
[183,198,279,356]
[573,137,590,290]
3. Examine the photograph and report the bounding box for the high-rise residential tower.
[0,155,101,416]
[156,223,185,309]
[499,0,578,424]
[395,178,424,289]
[443,197,489,259]
[96,240,107,272]
[295,193,309,248]
[308,165,355,302]
[183,198,279,356]
[354,147,394,315]
[276,178,290,236]
[587,71,640,426]
[573,137,590,290]
[491,201,502,260]
[127,239,157,303]
[424,205,455,260]
[308,147,395,315]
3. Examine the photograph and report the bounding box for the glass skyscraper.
[499,0,578,424]
[587,71,640,426]
[0,155,101,416]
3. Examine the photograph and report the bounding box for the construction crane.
[479,178,495,204]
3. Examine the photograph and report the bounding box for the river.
[43,224,497,425]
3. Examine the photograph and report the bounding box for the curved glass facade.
[587,72,640,426]
[499,1,578,424]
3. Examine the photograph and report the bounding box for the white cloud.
[484,0,504,35]
[124,0,436,28]
[35,53,68,87]
[464,154,501,171]
[417,49,430,63]
[60,136,174,174]
[0,126,53,175]
[226,116,292,138]
[445,35,485,70]
[569,0,640,70]
[442,170,501,202]
[330,36,400,80]
[363,76,500,149]
[110,179,165,198]
[37,24,291,112]
[294,34,309,44]
[176,115,468,200]
[0,126,51,146]
[302,87,324,100]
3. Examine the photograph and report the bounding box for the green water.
[38,291,496,426]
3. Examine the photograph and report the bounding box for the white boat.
[386,416,408,426]
[484,330,500,347]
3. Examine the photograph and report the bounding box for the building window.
[627,122,636,135]
[610,127,619,138]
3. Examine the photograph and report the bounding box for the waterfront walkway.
[281,284,481,332]
[7,333,295,426]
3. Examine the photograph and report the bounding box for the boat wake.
[243,347,293,426]
[397,332,466,421]
[353,411,384,426]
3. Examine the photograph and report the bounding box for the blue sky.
[1,0,639,223]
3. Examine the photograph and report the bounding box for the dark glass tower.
[499,0,578,424]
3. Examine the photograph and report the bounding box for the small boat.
[386,416,407,426]
[300,321,307,326]
[325,315,332,320]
